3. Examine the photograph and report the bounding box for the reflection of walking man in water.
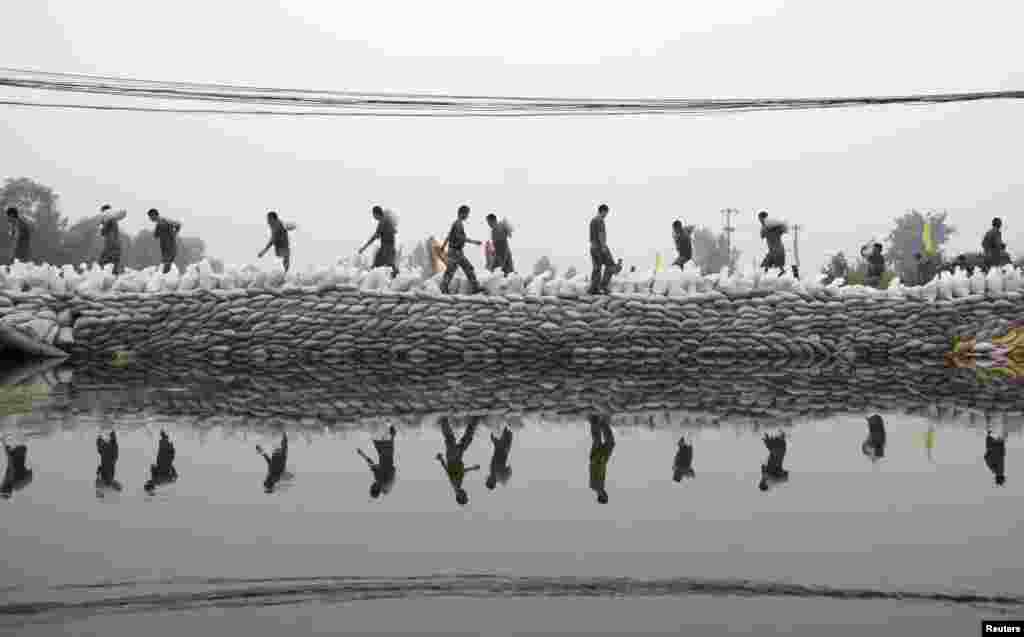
[673,436,695,482]
[2,441,33,498]
[985,429,1007,486]
[145,430,178,493]
[485,426,513,490]
[759,432,789,491]
[358,426,397,499]
[257,432,288,493]
[588,415,615,504]
[436,416,481,506]
[862,414,886,461]
[96,431,122,492]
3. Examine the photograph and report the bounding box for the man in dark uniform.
[982,218,1006,272]
[758,210,786,275]
[589,204,617,295]
[435,416,481,506]
[485,214,515,275]
[914,253,936,286]
[864,243,886,288]
[148,208,181,274]
[6,207,32,265]
[671,220,693,270]
[358,206,398,278]
[588,414,615,504]
[98,204,123,274]
[258,211,292,272]
[358,425,397,499]
[440,205,482,295]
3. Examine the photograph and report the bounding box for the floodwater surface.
[1,359,1022,634]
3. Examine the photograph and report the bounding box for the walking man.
[758,210,787,275]
[358,206,398,278]
[258,211,293,272]
[864,243,886,288]
[5,207,32,265]
[440,205,482,295]
[982,218,1006,272]
[671,220,693,270]
[256,431,289,493]
[485,426,513,490]
[148,209,181,274]
[589,204,617,295]
[98,204,125,274]
[485,214,515,275]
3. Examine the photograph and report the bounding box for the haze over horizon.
[1,0,1021,275]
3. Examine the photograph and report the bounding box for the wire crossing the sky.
[1,67,1021,118]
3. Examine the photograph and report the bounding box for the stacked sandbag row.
[0,291,75,351]
[36,355,1024,435]
[50,281,1024,363]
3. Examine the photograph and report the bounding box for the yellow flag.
[922,219,937,256]
[655,253,665,273]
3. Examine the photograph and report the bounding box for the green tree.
[885,209,956,281]
[691,226,740,275]
[0,177,68,264]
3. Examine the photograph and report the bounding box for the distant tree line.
[0,177,206,270]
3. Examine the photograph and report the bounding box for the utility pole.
[721,208,739,274]
[791,223,802,276]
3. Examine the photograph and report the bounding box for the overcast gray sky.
[1,0,1021,274]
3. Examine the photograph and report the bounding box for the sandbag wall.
[1,286,1022,363]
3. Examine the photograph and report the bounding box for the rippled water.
[1,357,1022,633]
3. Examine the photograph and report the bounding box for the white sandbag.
[1001,266,1020,293]
[505,273,524,295]
[969,270,987,295]
[98,209,127,224]
[986,267,1004,294]
[950,271,969,298]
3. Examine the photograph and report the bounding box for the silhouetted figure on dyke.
[759,432,790,492]
[758,210,786,275]
[485,214,515,275]
[6,206,33,265]
[863,414,887,462]
[673,436,695,482]
[257,431,289,493]
[440,205,482,295]
[436,416,481,506]
[588,414,615,503]
[258,211,292,272]
[982,218,1007,272]
[145,430,178,493]
[588,204,618,295]
[671,220,693,270]
[985,429,1007,487]
[147,208,181,274]
[864,243,886,289]
[358,206,398,278]
[485,426,513,490]
[95,431,122,492]
[358,425,397,499]
[2,442,33,498]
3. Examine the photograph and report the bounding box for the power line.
[0,67,1022,117]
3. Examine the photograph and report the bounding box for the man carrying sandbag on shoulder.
[757,210,787,275]
[588,204,618,295]
[98,204,126,275]
[485,213,515,275]
[358,206,398,278]
[148,208,182,274]
[440,205,482,295]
